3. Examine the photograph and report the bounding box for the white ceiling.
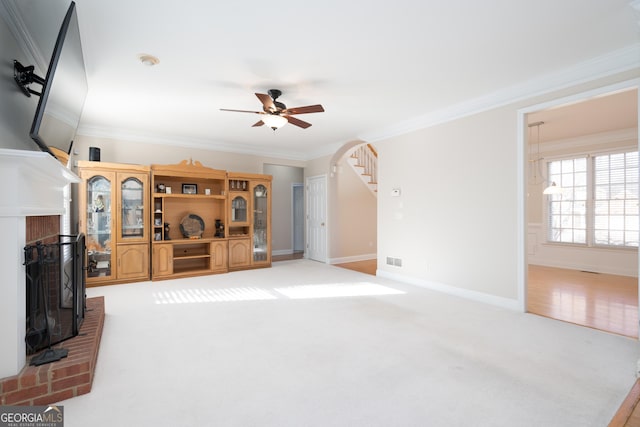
[528,88,638,143]
[8,0,640,159]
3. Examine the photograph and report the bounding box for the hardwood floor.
[334,259,377,275]
[273,254,378,276]
[527,265,638,338]
[610,379,640,427]
[272,251,304,262]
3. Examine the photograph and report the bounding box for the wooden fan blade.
[283,104,325,115]
[255,93,276,112]
[220,108,262,114]
[285,115,312,129]
[252,120,264,127]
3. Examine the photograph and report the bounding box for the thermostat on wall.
[391,188,401,197]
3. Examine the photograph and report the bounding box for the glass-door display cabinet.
[252,181,271,265]
[84,173,114,281]
[227,172,272,270]
[78,161,150,286]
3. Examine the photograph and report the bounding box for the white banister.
[347,144,378,194]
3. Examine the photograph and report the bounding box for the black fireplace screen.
[24,234,86,355]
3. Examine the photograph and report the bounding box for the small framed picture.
[182,184,197,194]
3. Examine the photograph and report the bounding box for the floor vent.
[386,257,402,267]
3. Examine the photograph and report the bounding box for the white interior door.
[306,175,327,262]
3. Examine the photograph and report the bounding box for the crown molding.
[360,43,640,143]
[537,127,637,154]
[77,125,347,162]
[76,125,316,162]
[0,0,47,74]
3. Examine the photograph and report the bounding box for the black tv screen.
[30,1,87,157]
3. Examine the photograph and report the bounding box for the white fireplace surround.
[0,148,79,378]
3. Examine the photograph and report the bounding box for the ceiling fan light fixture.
[261,114,288,130]
[138,54,160,66]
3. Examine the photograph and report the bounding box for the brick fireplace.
[0,296,104,405]
[0,149,80,379]
[0,149,106,404]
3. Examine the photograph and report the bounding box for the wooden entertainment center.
[77,159,272,286]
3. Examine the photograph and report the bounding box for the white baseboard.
[329,253,377,264]
[529,259,638,277]
[377,270,520,311]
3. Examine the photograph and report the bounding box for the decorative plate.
[180,214,204,238]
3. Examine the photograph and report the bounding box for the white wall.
[377,107,520,303]
[528,223,638,276]
[376,70,640,309]
[0,4,41,151]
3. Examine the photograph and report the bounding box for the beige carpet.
[59,259,639,426]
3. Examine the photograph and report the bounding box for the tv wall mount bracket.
[13,60,44,97]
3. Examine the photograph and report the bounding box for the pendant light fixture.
[528,121,545,185]
[543,181,563,195]
[528,120,562,195]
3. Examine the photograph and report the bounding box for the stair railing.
[352,144,377,185]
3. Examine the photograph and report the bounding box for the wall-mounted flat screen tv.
[30,1,87,158]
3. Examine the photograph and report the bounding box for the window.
[547,150,639,248]
[594,152,639,246]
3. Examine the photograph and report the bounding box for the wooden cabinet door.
[117,243,149,280]
[153,243,173,277]
[210,241,228,272]
[228,238,251,268]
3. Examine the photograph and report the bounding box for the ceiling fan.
[220,89,324,130]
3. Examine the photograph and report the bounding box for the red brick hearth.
[0,297,104,405]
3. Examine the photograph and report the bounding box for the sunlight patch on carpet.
[153,287,277,304]
[152,282,405,304]
[274,282,405,299]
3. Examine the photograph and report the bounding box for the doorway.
[263,164,304,259]
[519,81,639,337]
[292,184,304,253]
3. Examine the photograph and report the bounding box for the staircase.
[347,144,378,195]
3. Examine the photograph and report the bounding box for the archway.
[328,140,378,266]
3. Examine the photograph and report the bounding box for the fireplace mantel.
[0,148,80,378]
[0,149,79,216]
